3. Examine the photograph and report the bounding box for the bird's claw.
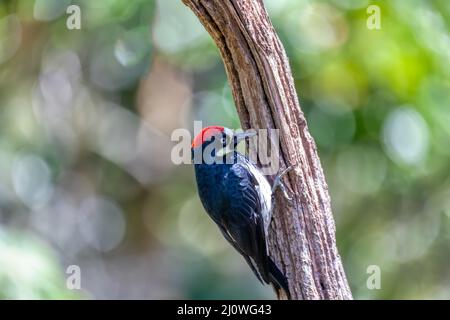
[279,183,292,202]
[272,165,294,199]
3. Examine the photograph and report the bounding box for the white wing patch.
[245,161,272,239]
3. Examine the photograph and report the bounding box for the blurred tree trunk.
[181,0,353,300]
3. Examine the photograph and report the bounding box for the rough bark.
[181,0,352,300]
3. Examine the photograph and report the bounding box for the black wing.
[219,162,272,285]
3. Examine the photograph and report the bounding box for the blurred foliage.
[0,0,449,299]
[0,227,78,299]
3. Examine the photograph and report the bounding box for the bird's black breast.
[194,162,231,221]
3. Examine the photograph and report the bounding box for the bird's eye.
[221,137,226,144]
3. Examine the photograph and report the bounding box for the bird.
[191,125,291,299]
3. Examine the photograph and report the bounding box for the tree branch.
[182,0,352,300]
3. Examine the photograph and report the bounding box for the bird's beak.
[233,130,257,144]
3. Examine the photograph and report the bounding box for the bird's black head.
[191,126,255,164]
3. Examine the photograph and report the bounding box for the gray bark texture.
[181,0,353,300]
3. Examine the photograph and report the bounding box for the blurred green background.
[0,0,449,299]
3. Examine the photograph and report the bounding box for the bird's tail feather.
[268,257,291,300]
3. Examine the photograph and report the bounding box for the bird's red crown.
[191,126,224,148]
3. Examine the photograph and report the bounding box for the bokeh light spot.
[382,107,429,166]
[12,154,53,209]
[79,197,126,252]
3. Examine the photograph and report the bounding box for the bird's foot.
[272,165,294,202]
[267,166,295,232]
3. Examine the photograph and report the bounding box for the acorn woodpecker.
[191,126,291,298]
